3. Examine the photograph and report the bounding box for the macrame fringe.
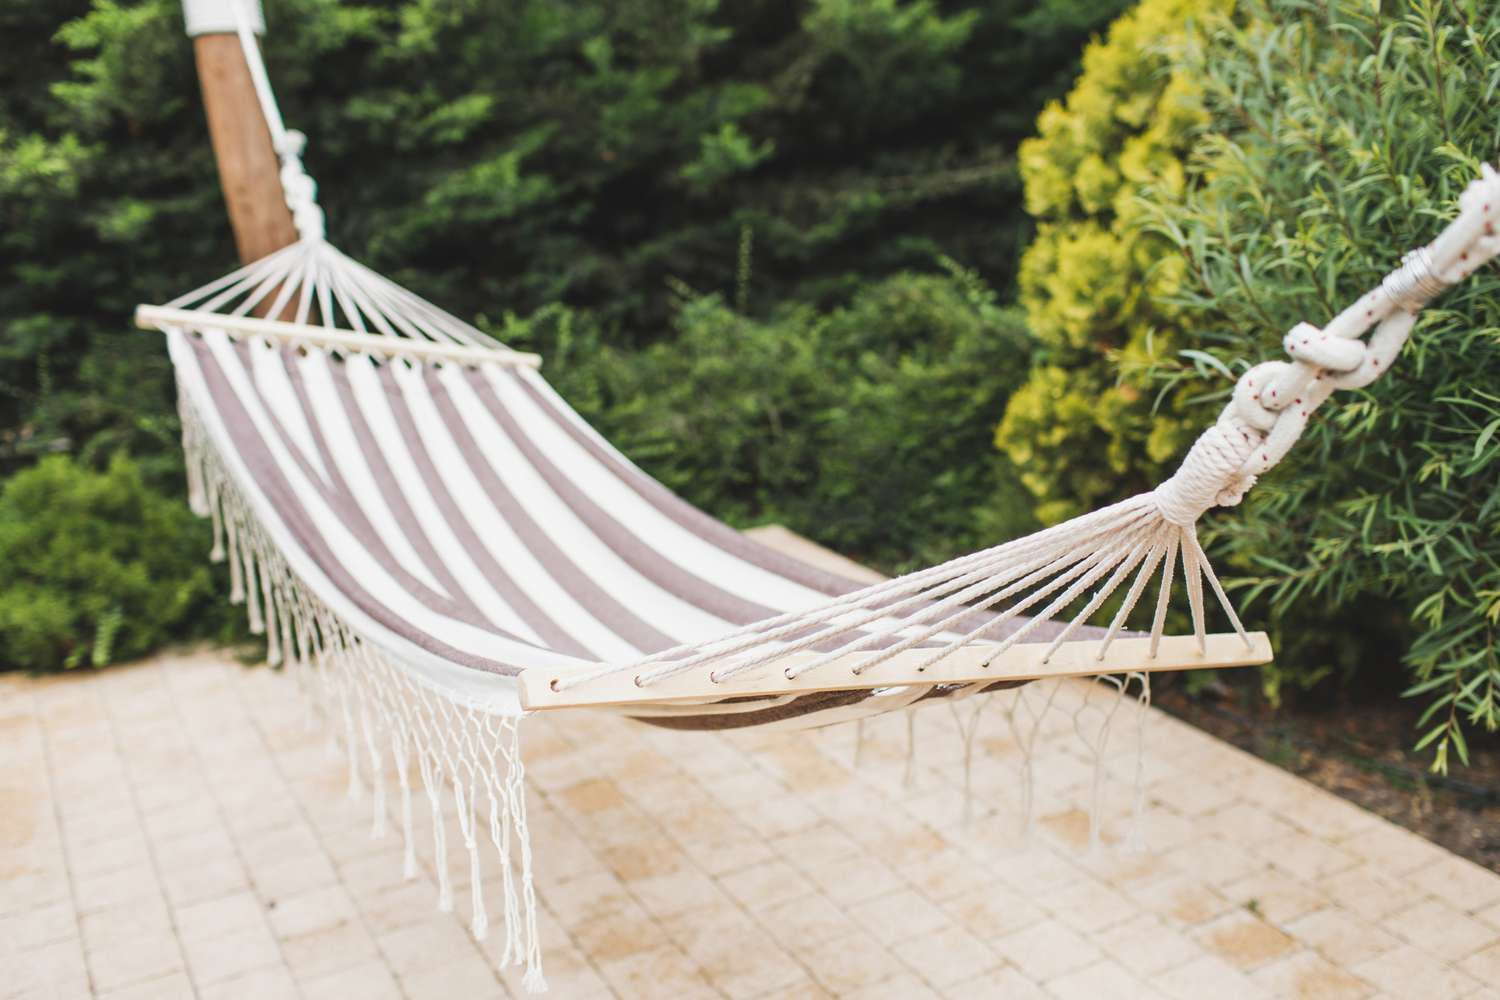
[882,672,1153,851]
[179,392,549,993]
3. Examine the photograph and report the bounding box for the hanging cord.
[1153,166,1500,525]
[230,0,324,242]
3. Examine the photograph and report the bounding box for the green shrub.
[503,265,1038,572]
[3,0,1131,489]
[1136,0,1500,769]
[0,454,227,671]
[1000,0,1500,766]
[995,0,1225,525]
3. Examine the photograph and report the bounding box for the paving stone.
[196,965,299,1000]
[297,959,403,1000]
[848,888,949,946]
[804,853,905,906]
[0,900,77,952]
[596,943,718,1000]
[178,923,282,988]
[1253,832,1359,882]
[1405,855,1500,913]
[174,890,268,944]
[1284,908,1401,967]
[717,858,810,912]
[1382,897,1498,962]
[9,651,1500,1000]
[1045,876,1140,933]
[279,917,381,981]
[992,921,1104,983]
[9,937,90,998]
[376,915,483,977]
[93,971,195,1000]
[1222,866,1326,926]
[1193,910,1298,971]
[78,898,173,949]
[84,929,186,995]
[891,925,999,988]
[1155,953,1268,1000]
[1475,900,1500,932]
[796,931,909,994]
[398,952,509,1000]
[1458,940,1500,984]
[1093,913,1204,978]
[1127,874,1234,928]
[944,964,1049,999]
[1043,958,1151,999]
[1351,943,1481,999]
[72,865,164,915]
[1315,866,1425,924]
[760,890,853,951]
[1250,949,1374,1000]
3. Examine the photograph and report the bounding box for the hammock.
[135,6,1500,991]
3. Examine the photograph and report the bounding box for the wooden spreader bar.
[519,631,1272,711]
[135,305,544,369]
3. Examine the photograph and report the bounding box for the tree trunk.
[192,32,298,265]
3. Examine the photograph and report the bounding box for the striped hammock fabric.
[144,237,1204,990]
[161,254,1066,730]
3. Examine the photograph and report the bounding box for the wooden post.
[192,32,298,264]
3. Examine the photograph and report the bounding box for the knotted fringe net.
[178,391,548,993]
[851,669,1156,854]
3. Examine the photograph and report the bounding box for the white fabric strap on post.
[183,0,264,37]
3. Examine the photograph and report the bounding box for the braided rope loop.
[1151,168,1500,524]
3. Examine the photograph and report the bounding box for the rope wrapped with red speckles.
[1153,165,1500,526]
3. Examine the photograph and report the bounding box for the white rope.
[153,239,514,352]
[1155,166,1500,523]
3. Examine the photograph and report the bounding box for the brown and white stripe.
[168,326,1066,728]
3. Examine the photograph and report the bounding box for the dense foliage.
[993,0,1499,765]
[2,0,1127,670]
[536,266,1038,570]
[2,0,1128,485]
[0,455,228,670]
[1145,0,1500,769]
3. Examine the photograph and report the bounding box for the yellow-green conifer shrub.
[996,0,1228,524]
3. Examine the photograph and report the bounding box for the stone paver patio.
[5,637,1500,999]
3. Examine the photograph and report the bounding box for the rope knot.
[273,129,307,159]
[1229,361,1285,431]
[1280,321,1364,373]
[1153,417,1260,526]
[272,129,325,242]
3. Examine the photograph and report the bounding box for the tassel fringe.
[179,391,548,992]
